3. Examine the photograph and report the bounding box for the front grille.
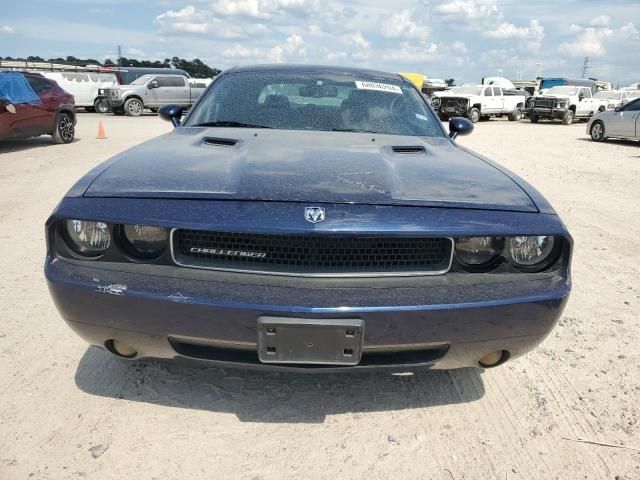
[172,230,452,276]
[534,98,555,108]
[440,98,468,111]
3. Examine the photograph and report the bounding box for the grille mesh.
[534,98,555,108]
[174,230,452,276]
[441,98,468,110]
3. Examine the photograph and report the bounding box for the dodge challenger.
[45,65,572,371]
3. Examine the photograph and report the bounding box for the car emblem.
[304,206,325,223]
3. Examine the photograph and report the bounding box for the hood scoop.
[391,145,426,155]
[203,137,238,147]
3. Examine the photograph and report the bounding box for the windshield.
[130,74,155,85]
[185,71,444,137]
[545,86,580,95]
[450,86,483,95]
[594,91,620,100]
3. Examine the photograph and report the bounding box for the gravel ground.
[1,113,639,480]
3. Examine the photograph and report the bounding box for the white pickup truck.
[528,86,609,125]
[433,85,525,123]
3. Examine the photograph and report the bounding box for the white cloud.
[326,51,348,62]
[557,17,636,57]
[589,15,610,27]
[155,5,269,39]
[451,41,467,53]
[212,0,319,19]
[380,10,429,40]
[433,0,500,24]
[127,47,145,57]
[269,33,306,62]
[1,25,15,34]
[485,20,535,39]
[213,0,271,18]
[483,19,544,52]
[382,41,439,63]
[348,31,370,50]
[221,44,263,60]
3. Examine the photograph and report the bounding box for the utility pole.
[535,63,542,79]
[117,45,122,66]
[582,56,591,78]
[516,69,522,81]
[497,68,503,78]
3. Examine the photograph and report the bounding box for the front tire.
[530,114,539,123]
[468,108,481,123]
[51,112,75,144]
[124,98,144,117]
[94,98,109,114]
[508,108,522,121]
[562,110,574,125]
[590,121,606,142]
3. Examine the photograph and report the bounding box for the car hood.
[536,95,571,101]
[439,94,475,99]
[83,128,537,212]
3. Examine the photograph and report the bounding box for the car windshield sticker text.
[355,81,402,94]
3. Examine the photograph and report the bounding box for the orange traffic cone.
[96,121,107,139]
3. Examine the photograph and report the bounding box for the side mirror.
[449,117,474,140]
[148,80,159,89]
[0,97,16,114]
[615,106,621,112]
[579,94,584,101]
[158,104,183,127]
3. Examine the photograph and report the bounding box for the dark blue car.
[45,65,572,372]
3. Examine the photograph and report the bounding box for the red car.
[0,71,76,143]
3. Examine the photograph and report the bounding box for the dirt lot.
[1,113,639,480]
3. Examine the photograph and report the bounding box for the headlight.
[121,224,168,258]
[455,237,503,266]
[65,220,111,256]
[508,236,555,267]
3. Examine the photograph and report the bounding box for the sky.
[1,0,639,85]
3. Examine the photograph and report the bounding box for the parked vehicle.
[0,71,76,143]
[593,90,640,110]
[104,74,206,116]
[99,66,190,85]
[41,72,116,113]
[528,86,609,125]
[587,97,640,142]
[436,85,525,122]
[45,64,572,372]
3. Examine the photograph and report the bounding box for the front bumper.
[46,257,570,371]
[530,107,567,119]
[107,97,124,108]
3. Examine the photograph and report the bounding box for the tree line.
[0,55,221,78]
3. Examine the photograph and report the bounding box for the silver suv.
[105,74,206,116]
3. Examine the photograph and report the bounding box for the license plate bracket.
[257,317,364,366]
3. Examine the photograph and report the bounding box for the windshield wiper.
[331,128,380,134]
[191,121,272,129]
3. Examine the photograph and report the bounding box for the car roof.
[225,64,403,82]
[0,71,43,77]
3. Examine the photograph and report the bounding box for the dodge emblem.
[304,206,325,223]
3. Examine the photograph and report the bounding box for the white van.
[40,72,117,113]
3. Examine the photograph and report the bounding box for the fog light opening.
[106,339,138,359]
[479,350,509,368]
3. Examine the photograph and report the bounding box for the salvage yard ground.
[1,114,639,479]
